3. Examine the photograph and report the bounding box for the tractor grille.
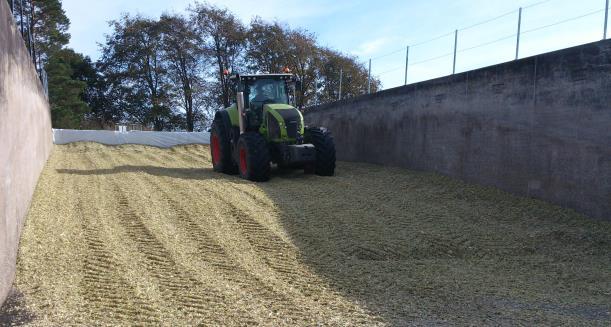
[277,109,301,139]
[286,121,298,139]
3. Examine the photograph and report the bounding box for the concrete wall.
[0,1,53,305]
[305,39,611,221]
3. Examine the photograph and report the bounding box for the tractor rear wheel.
[237,132,270,182]
[210,117,237,174]
[305,127,336,176]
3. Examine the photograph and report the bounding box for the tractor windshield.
[246,79,289,107]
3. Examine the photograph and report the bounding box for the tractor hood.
[261,103,304,142]
[263,103,295,111]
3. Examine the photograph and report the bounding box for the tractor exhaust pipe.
[237,91,246,134]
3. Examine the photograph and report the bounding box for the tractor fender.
[215,110,232,130]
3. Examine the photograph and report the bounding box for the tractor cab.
[232,73,298,111]
[239,75,292,110]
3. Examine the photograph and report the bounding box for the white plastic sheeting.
[52,129,210,148]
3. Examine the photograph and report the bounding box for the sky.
[62,0,609,90]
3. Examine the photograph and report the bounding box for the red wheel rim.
[239,147,248,175]
[211,134,221,165]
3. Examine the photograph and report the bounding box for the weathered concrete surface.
[306,39,611,221]
[0,1,53,306]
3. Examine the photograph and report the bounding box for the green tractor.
[210,73,335,181]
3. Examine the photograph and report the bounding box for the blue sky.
[63,0,608,90]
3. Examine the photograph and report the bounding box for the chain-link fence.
[323,0,610,104]
[7,0,48,98]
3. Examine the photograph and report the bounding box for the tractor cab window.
[246,79,289,108]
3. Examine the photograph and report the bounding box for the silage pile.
[6,142,610,325]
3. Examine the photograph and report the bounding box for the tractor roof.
[232,74,294,81]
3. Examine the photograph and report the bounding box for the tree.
[245,18,291,74]
[99,14,175,131]
[46,49,90,129]
[285,28,321,107]
[315,48,380,104]
[11,0,70,70]
[82,61,124,129]
[159,14,204,131]
[191,2,246,108]
[245,20,321,107]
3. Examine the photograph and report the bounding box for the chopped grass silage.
[7,142,611,326]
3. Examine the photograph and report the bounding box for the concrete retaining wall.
[305,39,611,221]
[0,1,53,305]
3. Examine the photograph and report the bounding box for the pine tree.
[47,49,90,129]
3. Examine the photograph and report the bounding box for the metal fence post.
[314,79,318,106]
[338,68,343,100]
[605,0,609,39]
[404,46,409,85]
[452,30,458,74]
[367,59,372,94]
[516,7,523,60]
[19,0,24,36]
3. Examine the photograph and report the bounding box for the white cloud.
[351,37,396,57]
[207,0,350,23]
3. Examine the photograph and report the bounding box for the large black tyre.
[237,132,271,182]
[305,127,336,176]
[210,117,238,174]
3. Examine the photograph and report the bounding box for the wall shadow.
[255,165,611,325]
[56,166,221,181]
[0,287,35,326]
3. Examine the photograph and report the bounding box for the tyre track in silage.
[134,173,315,324]
[74,154,161,324]
[117,146,317,323]
[141,167,308,290]
[193,182,375,323]
[109,182,239,323]
[96,152,255,324]
[120,147,376,323]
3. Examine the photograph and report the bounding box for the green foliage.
[191,2,246,108]
[46,49,90,129]
[97,4,376,130]
[243,18,378,106]
[99,15,177,131]
[11,0,70,68]
[316,48,380,103]
[159,14,206,132]
[31,0,70,63]
[25,0,376,131]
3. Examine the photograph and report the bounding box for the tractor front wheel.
[305,127,336,176]
[210,118,237,174]
[237,132,270,182]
